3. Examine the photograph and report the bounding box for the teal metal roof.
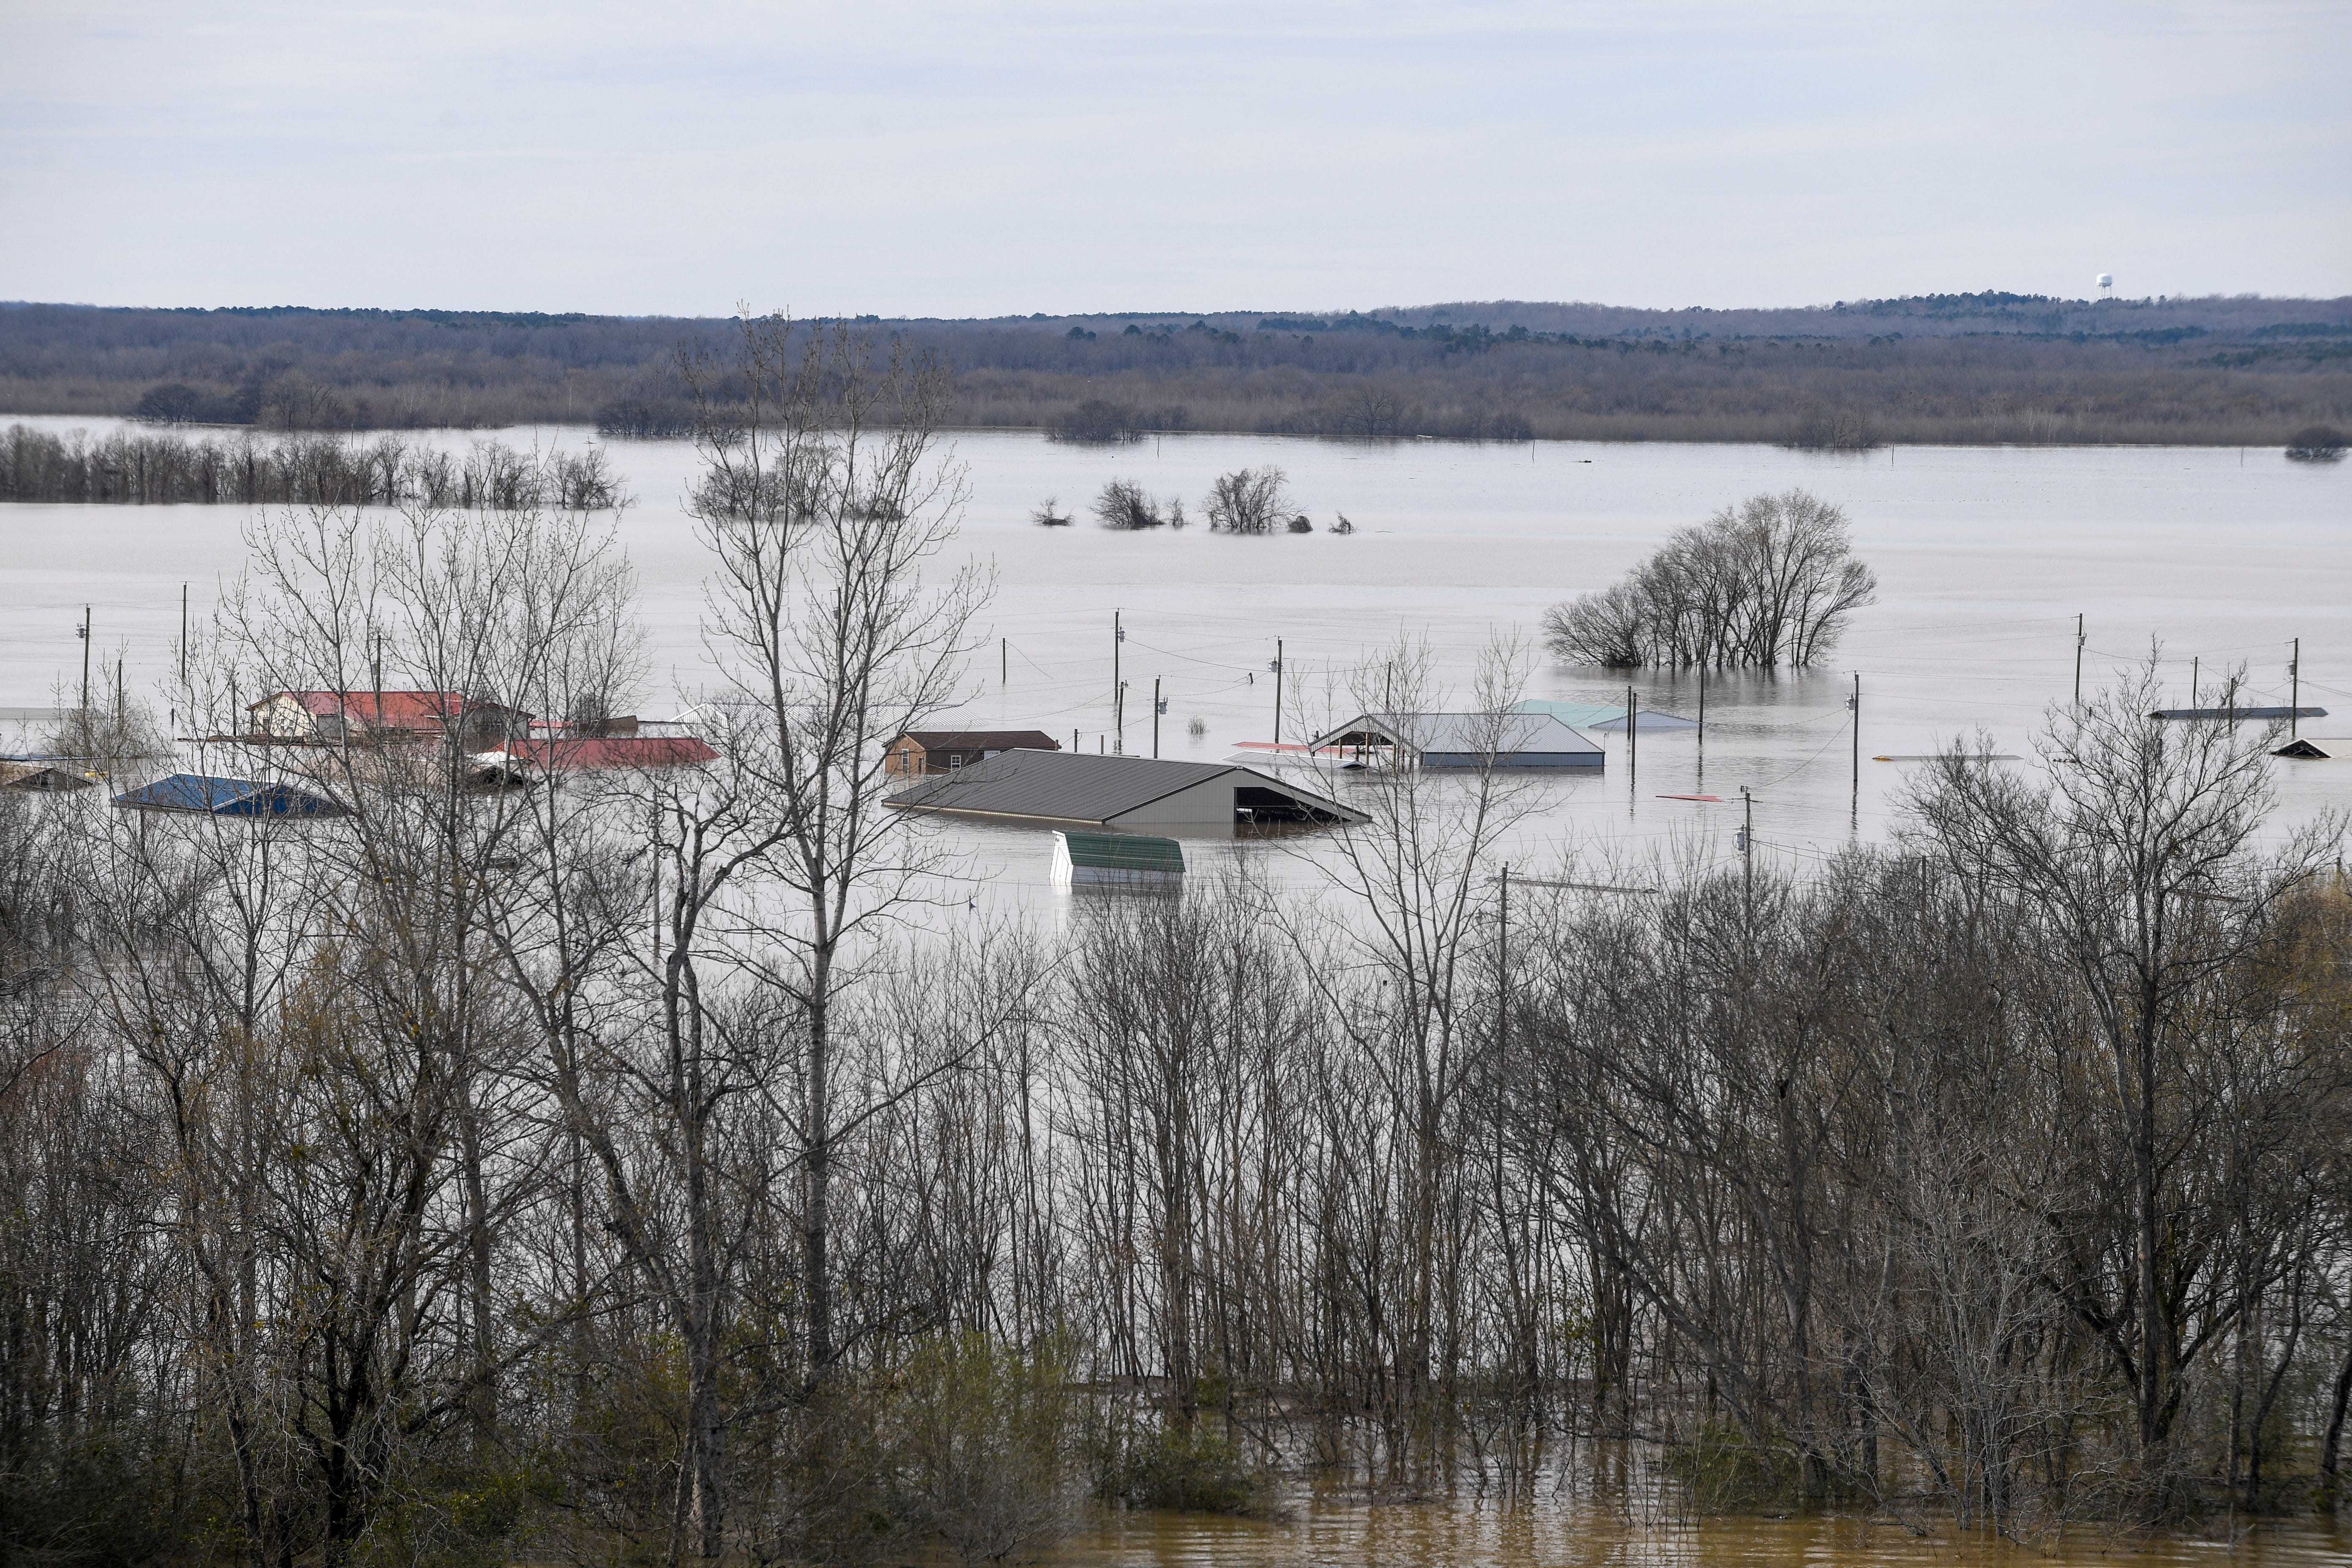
[1059,831,1185,873]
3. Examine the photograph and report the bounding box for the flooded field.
[3,420,2347,910]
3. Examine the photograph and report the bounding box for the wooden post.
[1851,672,1860,799]
[2291,638,2300,737]
[1153,677,1162,759]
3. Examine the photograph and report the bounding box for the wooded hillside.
[2,293,2347,445]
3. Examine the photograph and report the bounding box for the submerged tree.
[1092,478,1182,530]
[1541,488,1876,667]
[1204,467,1293,534]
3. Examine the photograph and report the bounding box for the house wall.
[254,694,324,738]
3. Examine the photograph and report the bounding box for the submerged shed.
[2273,736,2351,759]
[1051,830,1185,887]
[112,774,351,819]
[1311,712,1604,769]
[885,750,1364,828]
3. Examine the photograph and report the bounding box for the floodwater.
[3,419,2347,911]
[1053,1501,2349,1567]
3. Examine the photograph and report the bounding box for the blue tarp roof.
[113,774,350,818]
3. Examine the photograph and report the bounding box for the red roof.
[496,737,718,770]
[251,691,525,727]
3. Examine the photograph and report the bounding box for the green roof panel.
[1060,831,1185,874]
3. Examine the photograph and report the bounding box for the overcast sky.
[4,2,2345,317]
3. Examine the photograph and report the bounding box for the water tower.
[2096,272,2114,299]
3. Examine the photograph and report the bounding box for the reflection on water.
[1045,1435,2349,1566]
[1056,1488,2348,1566]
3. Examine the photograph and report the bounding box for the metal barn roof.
[1511,699,1696,733]
[2151,705,2326,721]
[884,749,1364,826]
[113,774,351,818]
[1311,712,1603,761]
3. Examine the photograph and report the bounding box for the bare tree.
[1204,467,1293,534]
[1543,489,1876,667]
[1903,654,2341,1506]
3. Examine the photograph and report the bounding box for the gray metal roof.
[1512,700,1694,734]
[1311,711,1603,757]
[883,749,1362,825]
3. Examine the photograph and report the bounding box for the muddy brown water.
[1051,1498,2349,1566]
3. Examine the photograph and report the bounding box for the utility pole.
[180,584,188,684]
[1625,682,1637,780]
[2074,614,2084,710]
[1113,611,1123,754]
[79,607,91,710]
[2291,638,2300,737]
[1153,677,1162,758]
[1739,786,1755,914]
[1272,640,1284,744]
[1849,672,1861,798]
[1696,662,1707,740]
[1002,637,1007,685]
[2191,656,2200,710]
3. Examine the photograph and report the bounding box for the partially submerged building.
[1511,698,1697,734]
[2273,735,2350,759]
[0,761,94,792]
[1051,830,1185,888]
[479,736,719,773]
[113,774,351,819]
[2151,704,2327,722]
[248,690,528,750]
[1310,712,1604,769]
[884,729,1062,776]
[885,750,1365,828]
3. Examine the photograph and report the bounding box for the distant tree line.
[1543,489,1877,667]
[0,422,629,509]
[3,298,2347,446]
